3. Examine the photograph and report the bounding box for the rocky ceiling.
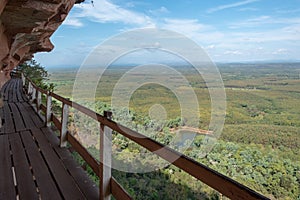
[0,0,84,87]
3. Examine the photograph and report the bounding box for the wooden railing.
[21,73,270,200]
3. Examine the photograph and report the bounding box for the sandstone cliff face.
[0,0,82,88]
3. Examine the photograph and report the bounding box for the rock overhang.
[0,0,84,87]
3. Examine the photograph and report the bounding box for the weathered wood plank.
[42,127,99,200]
[0,135,16,199]
[31,128,86,199]
[12,79,18,103]
[6,79,13,102]
[3,102,15,133]
[0,108,4,134]
[22,101,44,128]
[8,79,16,103]
[9,133,39,200]
[16,102,36,129]
[1,81,9,101]
[1,78,98,199]
[15,79,21,102]
[16,78,25,102]
[20,130,62,200]
[9,103,26,132]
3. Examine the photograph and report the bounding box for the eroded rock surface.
[0,0,82,87]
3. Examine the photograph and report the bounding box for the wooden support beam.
[21,73,25,86]
[31,87,36,103]
[100,111,113,200]
[45,92,52,127]
[60,103,69,147]
[27,82,32,97]
[36,90,41,114]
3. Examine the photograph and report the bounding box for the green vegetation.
[48,63,300,200]
[19,59,55,91]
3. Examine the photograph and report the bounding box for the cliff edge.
[0,0,83,87]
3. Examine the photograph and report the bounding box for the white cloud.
[161,18,225,44]
[124,2,135,8]
[63,17,84,27]
[52,1,300,63]
[230,16,300,28]
[276,8,300,14]
[282,24,300,34]
[149,6,169,16]
[206,45,216,50]
[229,26,300,43]
[238,7,258,12]
[163,18,209,33]
[70,0,154,27]
[272,48,289,55]
[207,0,260,13]
[224,50,243,55]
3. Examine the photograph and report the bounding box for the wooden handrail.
[96,116,269,200]
[23,74,270,200]
[51,114,62,130]
[67,133,99,176]
[111,178,133,200]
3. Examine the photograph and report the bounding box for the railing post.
[21,73,25,87]
[60,103,69,147]
[32,87,36,103]
[27,82,32,97]
[36,90,41,113]
[100,111,113,200]
[45,92,52,127]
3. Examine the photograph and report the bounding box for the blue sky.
[35,0,300,67]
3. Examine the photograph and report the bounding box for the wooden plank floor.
[0,78,98,200]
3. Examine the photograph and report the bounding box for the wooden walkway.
[0,78,98,200]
